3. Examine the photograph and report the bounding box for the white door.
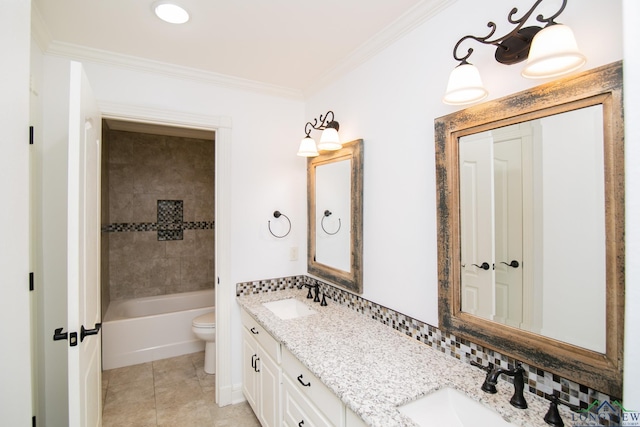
[493,138,523,327]
[459,133,495,319]
[67,61,102,427]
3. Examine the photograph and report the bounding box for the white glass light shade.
[521,24,586,79]
[154,2,190,24]
[317,127,342,151]
[297,136,319,157]
[442,63,489,105]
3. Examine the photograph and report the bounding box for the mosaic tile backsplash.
[236,275,621,426]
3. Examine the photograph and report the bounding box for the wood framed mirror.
[308,139,363,293]
[435,61,624,397]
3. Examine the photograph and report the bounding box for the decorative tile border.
[236,275,620,426]
[102,221,214,233]
[101,200,214,240]
[102,222,159,232]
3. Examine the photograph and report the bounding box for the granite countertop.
[237,288,575,427]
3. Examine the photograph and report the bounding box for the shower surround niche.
[101,120,215,301]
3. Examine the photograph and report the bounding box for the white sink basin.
[398,387,516,427]
[262,299,317,320]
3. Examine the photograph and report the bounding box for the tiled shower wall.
[236,276,619,426]
[101,123,215,301]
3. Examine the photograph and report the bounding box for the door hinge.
[29,272,34,291]
[32,415,36,427]
[29,126,34,145]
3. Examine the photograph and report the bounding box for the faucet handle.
[544,394,565,427]
[470,360,498,393]
[544,391,582,426]
[470,360,491,372]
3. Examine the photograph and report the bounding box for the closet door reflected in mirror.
[458,105,606,353]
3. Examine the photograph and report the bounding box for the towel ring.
[321,210,341,235]
[268,210,291,238]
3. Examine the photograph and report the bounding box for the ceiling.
[32,0,452,97]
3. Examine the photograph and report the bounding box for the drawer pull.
[250,327,259,335]
[251,354,257,369]
[297,374,311,387]
[298,421,305,427]
[254,357,260,373]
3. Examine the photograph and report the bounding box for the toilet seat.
[192,312,215,328]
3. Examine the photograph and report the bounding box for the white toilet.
[192,311,216,374]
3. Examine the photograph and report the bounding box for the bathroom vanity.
[237,288,574,427]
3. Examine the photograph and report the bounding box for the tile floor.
[102,352,261,427]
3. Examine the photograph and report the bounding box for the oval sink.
[262,299,317,320]
[398,387,517,427]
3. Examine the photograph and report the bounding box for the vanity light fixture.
[297,111,341,157]
[153,1,190,24]
[443,0,586,105]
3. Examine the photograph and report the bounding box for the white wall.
[0,0,33,424]
[540,108,605,352]
[306,0,624,330]
[623,0,640,410]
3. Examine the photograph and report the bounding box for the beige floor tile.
[101,352,261,427]
[156,398,213,426]
[153,353,195,373]
[102,399,157,427]
[189,351,205,367]
[155,377,204,410]
[201,385,216,408]
[209,401,257,421]
[104,377,155,409]
[107,362,154,387]
[196,367,215,387]
[154,364,197,387]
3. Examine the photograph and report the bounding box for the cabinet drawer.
[282,347,344,426]
[241,309,281,363]
[283,374,333,427]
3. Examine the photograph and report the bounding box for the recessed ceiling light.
[153,2,189,24]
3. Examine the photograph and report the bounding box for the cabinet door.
[258,346,281,427]
[242,327,259,412]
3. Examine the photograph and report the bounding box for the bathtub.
[102,289,215,370]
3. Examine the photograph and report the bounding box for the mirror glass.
[315,159,351,271]
[435,61,624,397]
[308,139,363,294]
[458,105,606,353]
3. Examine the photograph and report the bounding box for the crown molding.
[42,41,304,100]
[304,0,457,97]
[31,0,455,100]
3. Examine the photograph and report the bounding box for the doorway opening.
[100,118,216,369]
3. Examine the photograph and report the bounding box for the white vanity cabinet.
[345,408,367,427]
[282,347,345,427]
[241,309,281,427]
